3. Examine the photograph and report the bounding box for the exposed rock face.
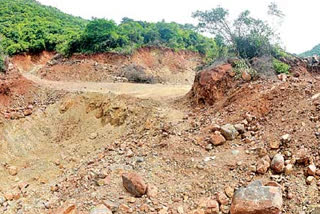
[122,172,147,197]
[230,180,282,214]
[189,64,235,105]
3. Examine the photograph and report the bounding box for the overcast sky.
[38,0,320,54]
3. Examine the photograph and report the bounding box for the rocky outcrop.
[189,63,235,105]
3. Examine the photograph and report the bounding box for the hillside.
[300,43,320,57]
[0,0,87,55]
[0,0,217,58]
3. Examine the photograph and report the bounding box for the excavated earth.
[0,49,320,214]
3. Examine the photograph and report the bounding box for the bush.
[0,56,5,72]
[233,59,257,78]
[272,59,290,74]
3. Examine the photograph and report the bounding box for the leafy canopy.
[192,3,284,59]
[0,0,219,58]
[65,18,218,57]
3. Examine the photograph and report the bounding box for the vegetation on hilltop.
[0,0,218,58]
[0,0,87,55]
[192,3,284,59]
[64,18,218,57]
[300,44,320,57]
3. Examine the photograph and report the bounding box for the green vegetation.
[0,0,218,58]
[0,0,87,55]
[300,44,320,57]
[65,18,218,57]
[192,3,283,59]
[233,59,257,78]
[273,59,290,74]
[0,36,5,72]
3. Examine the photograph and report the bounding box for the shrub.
[0,55,5,72]
[272,59,290,74]
[233,59,257,78]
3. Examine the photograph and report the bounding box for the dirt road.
[22,72,192,100]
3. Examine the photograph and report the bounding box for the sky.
[37,0,320,54]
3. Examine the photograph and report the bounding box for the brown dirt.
[32,47,203,84]
[0,51,320,214]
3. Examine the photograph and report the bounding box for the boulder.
[230,180,282,214]
[122,172,147,197]
[220,124,239,140]
[189,64,235,105]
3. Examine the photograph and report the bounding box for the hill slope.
[0,0,217,57]
[300,43,320,57]
[0,0,87,55]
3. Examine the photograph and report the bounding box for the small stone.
[89,133,98,140]
[225,186,234,198]
[234,124,245,134]
[281,134,291,143]
[307,164,316,176]
[147,184,158,198]
[122,172,147,197]
[8,166,18,176]
[241,70,252,81]
[306,176,314,185]
[206,199,220,214]
[220,205,230,214]
[216,192,229,205]
[256,155,271,174]
[220,124,239,140]
[177,206,184,214]
[211,131,226,146]
[287,192,294,200]
[284,164,293,175]
[269,141,280,149]
[119,204,130,212]
[271,154,285,173]
[249,165,256,172]
[90,204,112,214]
[258,148,268,157]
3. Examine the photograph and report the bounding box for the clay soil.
[0,49,319,214]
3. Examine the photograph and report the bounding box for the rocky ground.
[0,50,320,214]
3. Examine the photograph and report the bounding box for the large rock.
[220,124,239,140]
[122,172,147,197]
[230,180,282,214]
[189,64,235,105]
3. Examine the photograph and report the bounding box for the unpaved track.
[22,72,191,100]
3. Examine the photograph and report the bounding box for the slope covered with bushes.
[0,0,218,58]
[65,18,218,57]
[0,0,87,55]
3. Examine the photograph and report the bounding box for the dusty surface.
[0,51,320,214]
[17,47,203,85]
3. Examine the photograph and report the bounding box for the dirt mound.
[33,47,203,84]
[11,51,54,72]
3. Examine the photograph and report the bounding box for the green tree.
[192,4,282,58]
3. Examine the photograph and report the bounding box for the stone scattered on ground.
[230,180,282,214]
